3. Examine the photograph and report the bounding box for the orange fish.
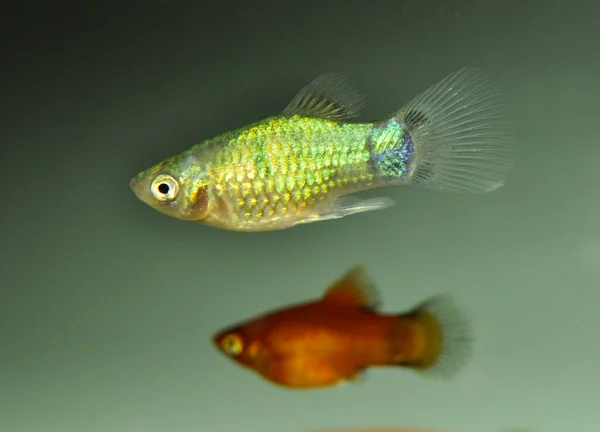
[212,265,472,389]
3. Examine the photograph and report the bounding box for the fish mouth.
[129,175,154,207]
[129,175,145,199]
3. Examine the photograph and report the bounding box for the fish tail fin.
[395,67,516,193]
[398,294,473,378]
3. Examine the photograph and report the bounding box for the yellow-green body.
[162,114,410,231]
[201,116,378,230]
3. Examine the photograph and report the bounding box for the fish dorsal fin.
[321,265,380,310]
[282,73,367,121]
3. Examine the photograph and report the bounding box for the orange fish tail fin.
[402,294,473,378]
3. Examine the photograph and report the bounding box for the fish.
[211,265,472,389]
[130,67,516,232]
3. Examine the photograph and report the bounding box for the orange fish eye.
[221,333,244,356]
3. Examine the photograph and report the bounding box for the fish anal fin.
[312,194,396,223]
[336,368,367,388]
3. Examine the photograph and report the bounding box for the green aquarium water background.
[2,1,599,431]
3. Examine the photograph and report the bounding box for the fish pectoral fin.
[282,73,367,121]
[317,195,396,221]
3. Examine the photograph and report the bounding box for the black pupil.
[158,183,170,194]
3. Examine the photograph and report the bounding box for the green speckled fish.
[130,67,516,232]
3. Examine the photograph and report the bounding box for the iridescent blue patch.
[369,118,414,180]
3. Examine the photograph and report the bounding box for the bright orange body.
[222,300,422,388]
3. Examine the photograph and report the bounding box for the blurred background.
[2,1,600,431]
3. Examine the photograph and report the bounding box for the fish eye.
[221,333,244,356]
[151,174,179,202]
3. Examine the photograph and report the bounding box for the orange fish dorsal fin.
[321,265,380,311]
